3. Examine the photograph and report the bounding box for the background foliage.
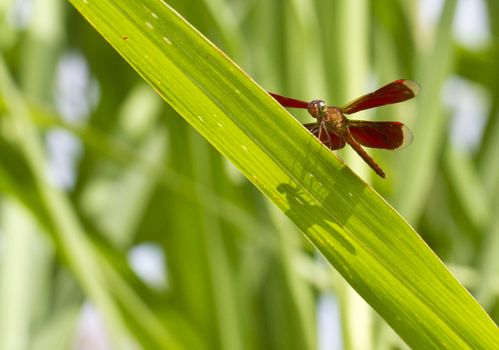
[0,0,498,349]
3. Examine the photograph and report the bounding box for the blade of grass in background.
[395,0,457,222]
[0,200,36,350]
[67,0,499,348]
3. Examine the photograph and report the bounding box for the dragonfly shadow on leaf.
[276,182,358,256]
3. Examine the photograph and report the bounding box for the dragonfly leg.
[317,123,332,148]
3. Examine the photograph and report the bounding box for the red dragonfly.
[269,79,419,178]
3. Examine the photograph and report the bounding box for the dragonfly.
[269,79,420,178]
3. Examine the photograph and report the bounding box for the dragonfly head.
[307,100,327,120]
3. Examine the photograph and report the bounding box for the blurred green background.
[0,0,498,349]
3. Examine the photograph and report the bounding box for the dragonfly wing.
[303,123,346,150]
[269,92,309,109]
[341,80,420,115]
[348,120,413,150]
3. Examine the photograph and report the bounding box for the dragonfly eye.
[307,100,327,119]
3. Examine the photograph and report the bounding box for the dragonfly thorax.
[323,106,348,136]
